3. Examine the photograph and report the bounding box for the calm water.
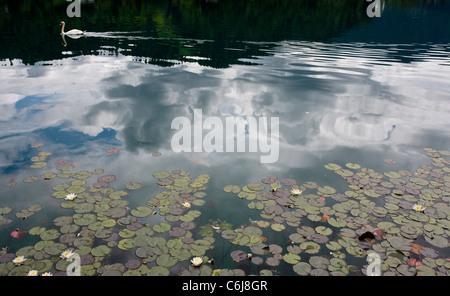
[0,0,449,276]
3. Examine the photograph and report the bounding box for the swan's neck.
[61,23,65,34]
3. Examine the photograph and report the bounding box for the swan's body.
[60,21,85,35]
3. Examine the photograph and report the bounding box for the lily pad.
[152,171,171,179]
[293,262,312,275]
[126,181,143,190]
[271,223,285,232]
[156,254,177,268]
[91,245,111,257]
[300,242,321,254]
[315,226,332,236]
[131,206,153,218]
[231,250,247,261]
[283,253,301,264]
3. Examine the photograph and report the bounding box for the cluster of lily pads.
[222,148,450,275]
[0,146,449,276]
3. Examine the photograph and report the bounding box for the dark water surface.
[0,0,449,276]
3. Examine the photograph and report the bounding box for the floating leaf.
[300,242,321,254]
[131,206,153,218]
[152,171,171,179]
[231,250,247,261]
[91,245,111,257]
[266,257,280,267]
[223,185,241,194]
[324,163,341,171]
[118,239,135,250]
[30,162,47,169]
[283,253,301,264]
[271,223,285,232]
[384,171,402,179]
[247,183,265,191]
[293,262,312,275]
[23,176,38,183]
[153,222,171,233]
[315,226,332,236]
[126,181,143,190]
[346,163,361,169]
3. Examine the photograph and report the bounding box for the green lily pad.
[126,181,143,190]
[152,171,171,179]
[318,186,336,195]
[247,183,265,191]
[30,162,47,169]
[153,222,171,233]
[61,224,79,234]
[300,242,321,254]
[424,234,449,248]
[43,242,66,255]
[324,163,342,171]
[346,163,361,169]
[283,253,301,264]
[271,223,285,232]
[223,185,241,194]
[102,219,117,228]
[106,207,127,218]
[384,171,402,179]
[131,206,153,218]
[221,230,237,240]
[147,266,170,276]
[74,203,95,214]
[309,256,330,269]
[118,239,135,250]
[119,229,136,238]
[328,217,347,228]
[29,226,46,235]
[73,213,97,226]
[315,226,332,236]
[156,254,178,268]
[40,229,60,241]
[91,245,111,257]
[293,262,312,275]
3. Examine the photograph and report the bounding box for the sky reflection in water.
[0,0,450,275]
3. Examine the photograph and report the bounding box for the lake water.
[0,0,449,276]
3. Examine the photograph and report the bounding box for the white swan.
[60,21,85,35]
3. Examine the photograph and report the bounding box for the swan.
[60,21,85,35]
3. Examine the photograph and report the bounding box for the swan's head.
[59,21,65,26]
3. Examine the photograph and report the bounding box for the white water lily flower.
[12,256,27,265]
[41,272,53,276]
[60,249,75,259]
[290,189,302,196]
[413,204,425,212]
[65,193,77,201]
[182,201,191,208]
[27,270,38,276]
[191,256,203,267]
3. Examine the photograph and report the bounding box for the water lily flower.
[12,256,27,265]
[60,249,75,259]
[182,201,191,208]
[191,256,203,267]
[412,204,425,212]
[290,189,302,196]
[27,270,38,276]
[65,193,77,201]
[10,228,25,239]
[41,272,53,276]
